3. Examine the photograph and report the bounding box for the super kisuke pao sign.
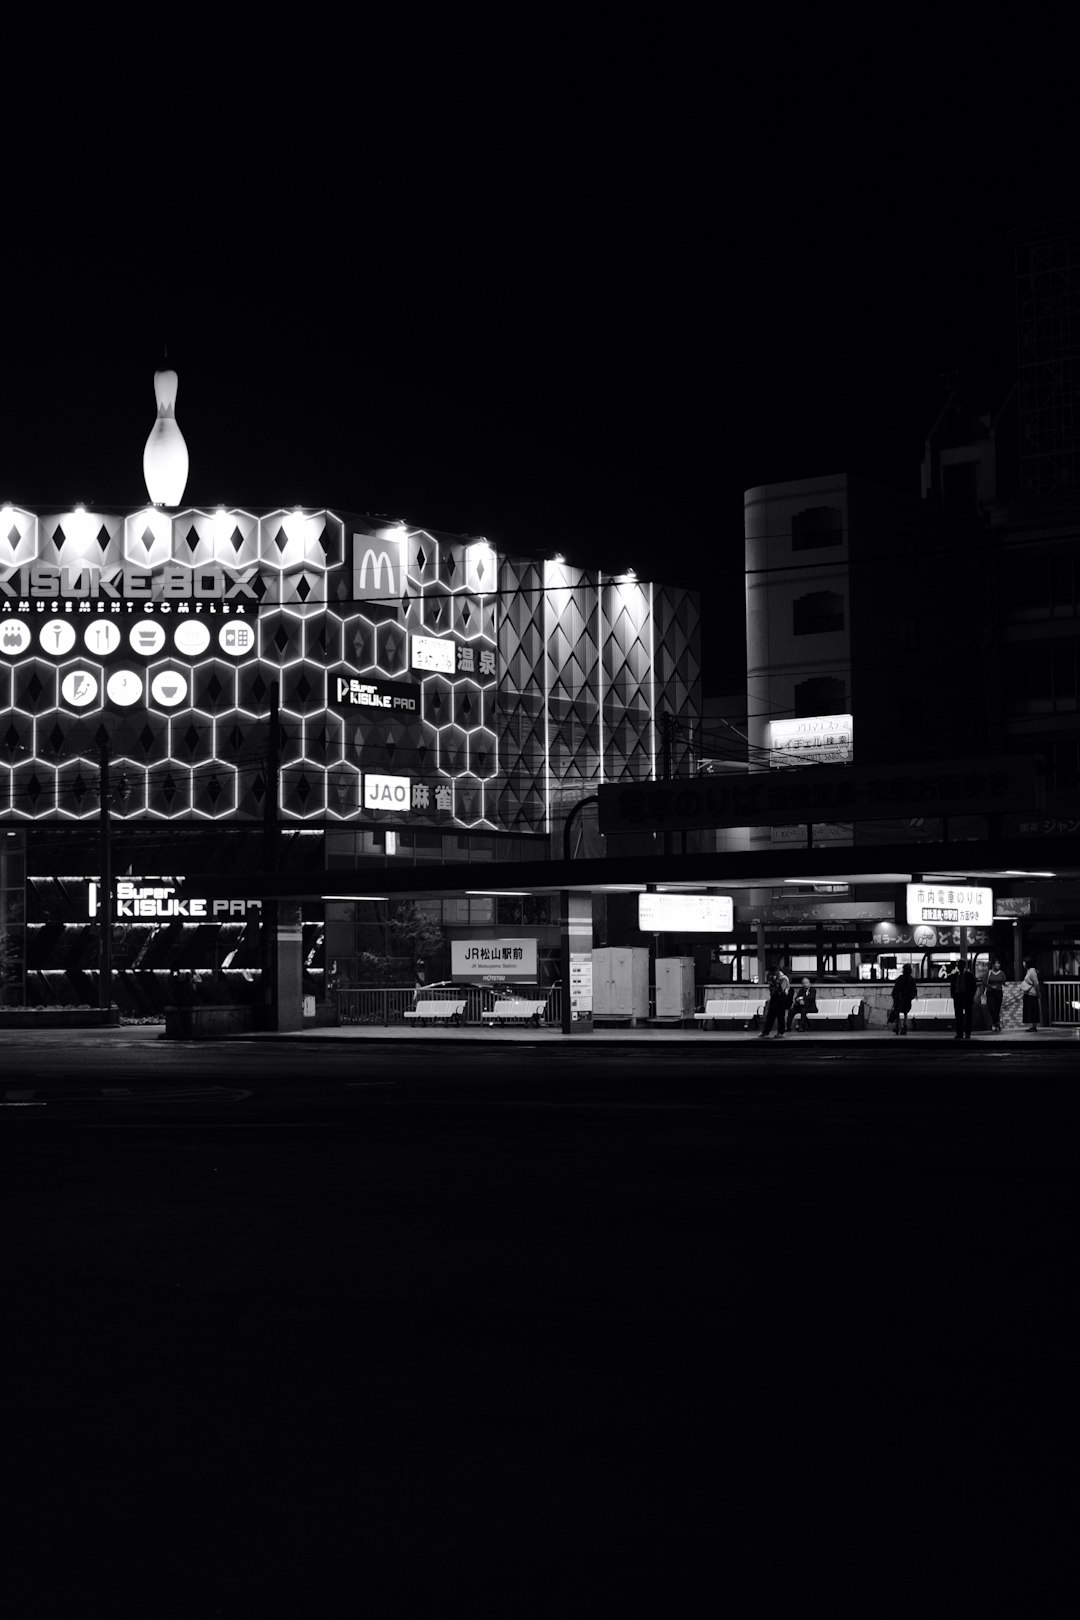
[450,939,539,981]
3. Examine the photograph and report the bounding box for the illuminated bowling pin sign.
[142,367,189,506]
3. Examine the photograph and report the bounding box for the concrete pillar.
[275,901,304,1031]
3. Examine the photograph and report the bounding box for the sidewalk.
[233,1022,1080,1046]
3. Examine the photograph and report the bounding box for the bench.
[695,999,765,1027]
[403,999,467,1025]
[481,998,550,1026]
[787,997,862,1029]
[909,998,953,1025]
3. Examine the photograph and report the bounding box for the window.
[941,460,979,512]
[791,506,843,550]
[1005,642,1079,710]
[794,677,846,717]
[793,591,844,635]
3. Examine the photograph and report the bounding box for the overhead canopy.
[181,834,1080,904]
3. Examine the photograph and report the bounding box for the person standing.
[759,967,790,1039]
[950,960,976,1040]
[1021,958,1041,1032]
[891,963,917,1035]
[985,958,1006,1033]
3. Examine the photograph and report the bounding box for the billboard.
[638,893,733,932]
[450,939,539,981]
[905,884,992,927]
[767,713,853,767]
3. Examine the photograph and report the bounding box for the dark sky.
[0,55,1044,693]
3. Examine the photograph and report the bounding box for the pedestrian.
[759,966,790,1039]
[790,977,817,1031]
[1020,958,1041,1032]
[985,958,1006,1033]
[950,960,976,1040]
[890,962,917,1035]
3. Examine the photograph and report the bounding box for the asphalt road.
[3,1035,1076,1616]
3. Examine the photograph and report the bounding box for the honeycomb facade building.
[0,501,701,1009]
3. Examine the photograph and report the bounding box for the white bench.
[695,999,765,1027]
[403,999,467,1025]
[813,998,861,1021]
[481,998,549,1026]
[787,997,862,1028]
[909,998,953,1024]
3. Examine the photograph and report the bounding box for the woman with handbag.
[1020,959,1041,1032]
[985,959,1006,1033]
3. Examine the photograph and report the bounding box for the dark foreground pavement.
[2,1033,1076,1616]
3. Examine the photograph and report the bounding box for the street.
[2,1033,1077,1616]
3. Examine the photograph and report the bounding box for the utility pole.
[99,739,112,1014]
[260,683,280,1023]
[661,711,673,783]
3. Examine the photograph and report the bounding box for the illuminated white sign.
[335,677,418,713]
[451,939,539,980]
[638,893,734,932]
[61,670,98,708]
[410,632,496,679]
[363,773,411,810]
[4,563,259,600]
[905,883,992,927]
[767,713,853,767]
[353,531,402,601]
[149,671,189,707]
[106,670,143,706]
[88,880,262,919]
[411,634,457,674]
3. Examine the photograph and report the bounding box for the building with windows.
[737,406,1080,987]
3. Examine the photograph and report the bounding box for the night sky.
[0,62,1042,694]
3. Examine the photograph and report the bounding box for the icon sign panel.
[61,670,99,708]
[174,620,212,656]
[150,671,188,708]
[40,621,77,655]
[149,667,187,706]
[106,670,144,707]
[0,622,32,656]
[219,622,256,657]
[84,620,121,656]
[130,622,166,656]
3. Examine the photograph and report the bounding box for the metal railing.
[1045,981,1080,1028]
[336,984,563,1026]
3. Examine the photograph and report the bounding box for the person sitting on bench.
[790,978,817,1031]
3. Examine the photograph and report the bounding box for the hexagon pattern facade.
[0,508,701,831]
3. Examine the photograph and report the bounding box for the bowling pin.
[142,367,189,506]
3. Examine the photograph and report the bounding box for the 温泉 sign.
[451,939,539,981]
[905,884,992,927]
[411,633,497,681]
[334,676,419,714]
[638,893,733,932]
[767,713,853,767]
